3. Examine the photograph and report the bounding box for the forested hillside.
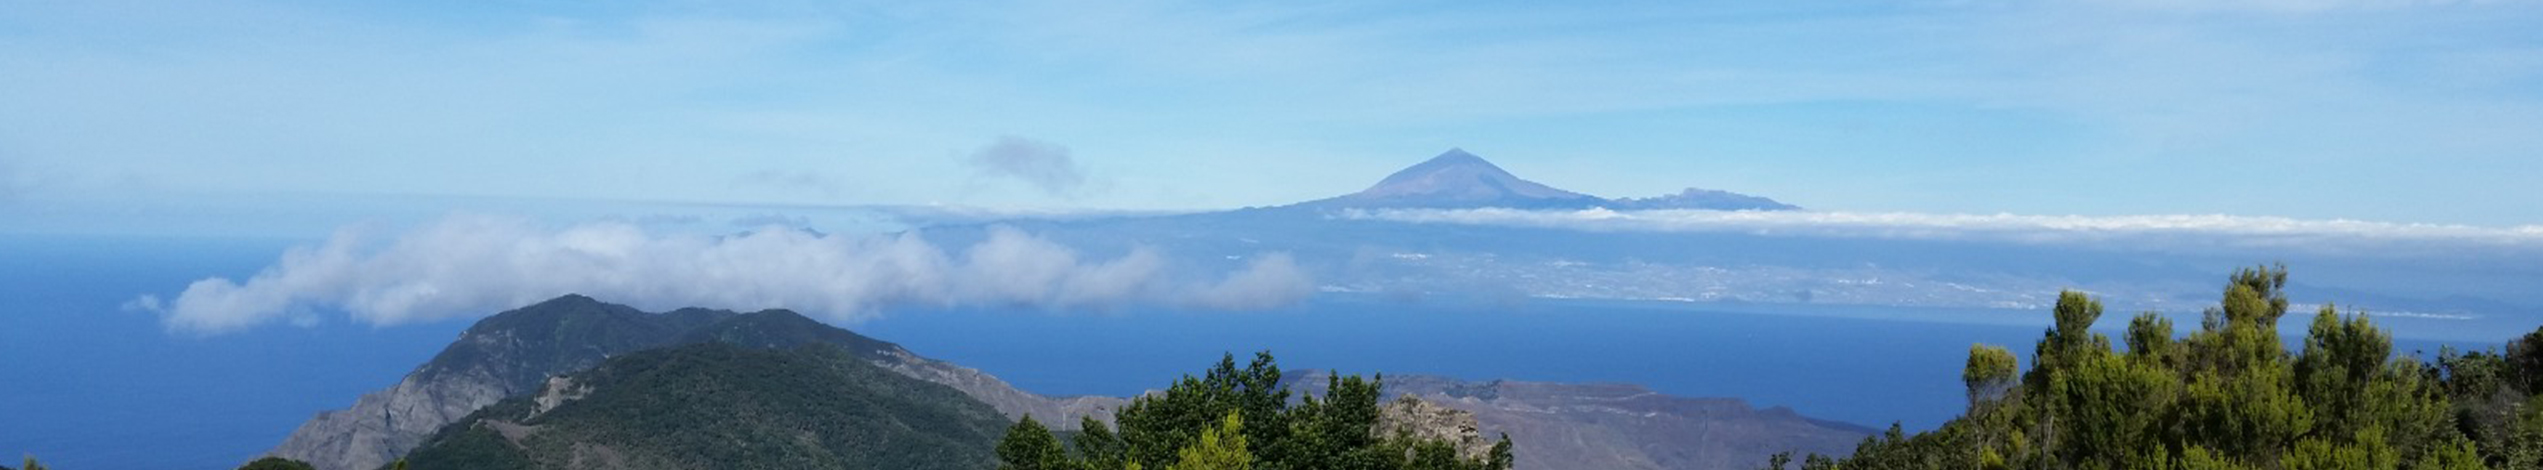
[1779,265,2543,470]
[399,342,1011,470]
[996,353,1516,470]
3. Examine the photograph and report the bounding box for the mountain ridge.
[267,296,1123,470]
[1293,148,1798,212]
[399,341,1009,470]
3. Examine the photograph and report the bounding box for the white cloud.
[133,214,1313,335]
[1346,208,2543,250]
[1188,253,1314,310]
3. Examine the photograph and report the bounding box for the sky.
[4,0,2541,228]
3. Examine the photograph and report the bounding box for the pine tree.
[999,415,1070,470]
[236,456,318,470]
[1771,265,2491,470]
[1168,412,1250,470]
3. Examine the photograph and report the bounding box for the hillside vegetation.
[996,352,1516,470]
[1780,265,2543,470]
[399,342,1010,470]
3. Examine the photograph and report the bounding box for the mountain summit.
[1296,148,1797,211]
[268,296,1122,470]
[1345,148,1601,208]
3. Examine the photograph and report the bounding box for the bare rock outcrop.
[1377,395,1497,461]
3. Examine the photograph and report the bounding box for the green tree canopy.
[1000,351,1513,470]
[237,457,317,470]
[1965,344,2019,408]
[1774,265,2522,470]
[999,415,1070,470]
[1168,413,1251,470]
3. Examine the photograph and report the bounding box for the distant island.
[1292,148,1798,211]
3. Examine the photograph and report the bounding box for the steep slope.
[1298,148,1604,210]
[268,295,731,470]
[400,342,1007,470]
[270,296,1123,470]
[1290,371,1869,470]
[673,309,1129,428]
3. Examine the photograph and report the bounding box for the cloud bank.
[132,214,1313,335]
[967,136,1091,198]
[1345,208,2543,250]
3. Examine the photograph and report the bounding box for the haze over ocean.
[2,234,2502,469]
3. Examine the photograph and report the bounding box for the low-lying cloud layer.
[1347,208,2543,252]
[133,214,1312,335]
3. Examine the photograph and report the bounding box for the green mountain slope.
[271,296,1122,470]
[401,341,1009,470]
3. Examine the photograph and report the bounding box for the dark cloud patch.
[966,136,1090,198]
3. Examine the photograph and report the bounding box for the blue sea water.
[0,234,2514,468]
[0,234,470,469]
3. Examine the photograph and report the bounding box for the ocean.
[0,234,2511,468]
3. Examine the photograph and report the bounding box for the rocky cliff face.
[1376,395,1498,461]
[872,347,1127,428]
[268,295,1121,470]
[1291,371,1869,470]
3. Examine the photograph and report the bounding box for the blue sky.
[5,0,2542,228]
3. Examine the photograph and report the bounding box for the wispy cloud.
[129,214,1313,335]
[966,136,1094,199]
[732,169,847,199]
[1189,253,1315,310]
[2077,0,2510,13]
[1347,208,2543,252]
[726,213,811,229]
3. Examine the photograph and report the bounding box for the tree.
[999,351,1510,470]
[2296,305,2395,439]
[2126,311,2178,367]
[1770,265,2485,470]
[1168,412,1251,470]
[2509,327,2543,395]
[999,415,1071,470]
[1965,344,2019,409]
[2052,352,2178,468]
[237,457,318,470]
[1112,352,1287,469]
[2415,437,2487,470]
[1076,415,1129,470]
